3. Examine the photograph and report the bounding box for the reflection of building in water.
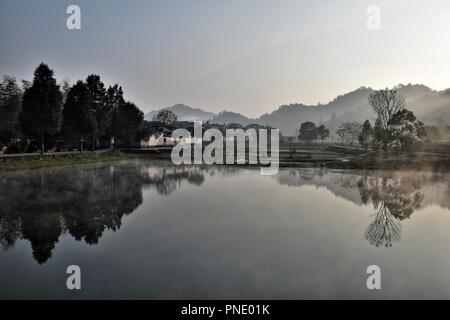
[141,165,205,195]
[142,165,198,179]
[0,161,205,264]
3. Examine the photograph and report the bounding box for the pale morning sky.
[1,0,450,117]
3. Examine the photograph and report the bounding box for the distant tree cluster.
[424,125,441,143]
[331,89,428,152]
[359,120,373,151]
[336,122,363,146]
[423,117,450,144]
[0,76,22,145]
[152,109,178,124]
[0,63,144,154]
[295,90,434,152]
[369,89,426,151]
[298,122,330,144]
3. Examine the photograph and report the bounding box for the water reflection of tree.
[365,204,402,248]
[275,168,450,247]
[0,162,204,264]
[357,175,424,247]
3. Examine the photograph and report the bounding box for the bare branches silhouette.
[365,203,402,247]
[358,174,424,248]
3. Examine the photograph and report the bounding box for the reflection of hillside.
[274,169,366,205]
[0,161,204,264]
[274,169,450,211]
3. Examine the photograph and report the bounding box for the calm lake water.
[1,159,450,299]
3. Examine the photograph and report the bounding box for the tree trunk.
[40,128,44,155]
[91,135,95,152]
[383,142,389,158]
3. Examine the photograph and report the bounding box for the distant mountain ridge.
[210,111,257,126]
[145,84,450,135]
[145,104,216,122]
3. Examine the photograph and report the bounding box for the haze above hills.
[145,84,450,135]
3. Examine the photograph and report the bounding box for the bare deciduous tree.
[369,89,405,131]
[369,89,405,151]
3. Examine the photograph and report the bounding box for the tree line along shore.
[1,62,450,171]
[0,63,144,155]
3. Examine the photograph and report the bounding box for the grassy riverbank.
[2,145,450,172]
[0,152,129,171]
[326,153,450,171]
